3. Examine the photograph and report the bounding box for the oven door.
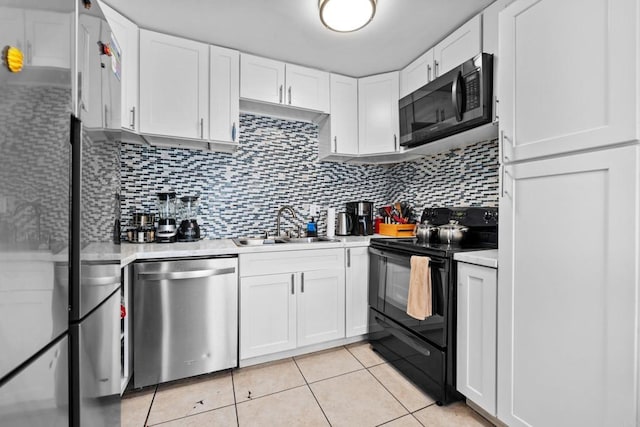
[369,247,448,347]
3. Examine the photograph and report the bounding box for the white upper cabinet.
[24,10,71,68]
[358,71,400,154]
[0,7,25,50]
[139,29,209,140]
[499,0,639,162]
[101,3,139,133]
[399,48,434,98]
[285,64,330,112]
[433,15,481,78]
[327,73,359,155]
[240,54,285,105]
[240,53,330,112]
[0,7,71,69]
[209,45,240,144]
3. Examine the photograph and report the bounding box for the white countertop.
[121,235,386,266]
[453,250,498,268]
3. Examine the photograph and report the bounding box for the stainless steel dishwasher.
[133,256,238,388]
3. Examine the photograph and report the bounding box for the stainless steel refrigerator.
[0,0,121,425]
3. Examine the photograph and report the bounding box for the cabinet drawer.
[240,249,344,277]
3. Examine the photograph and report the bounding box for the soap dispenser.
[307,217,317,237]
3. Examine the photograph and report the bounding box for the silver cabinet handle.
[500,165,505,198]
[347,249,351,268]
[130,106,136,129]
[200,118,204,139]
[291,273,295,294]
[493,98,499,125]
[333,136,337,152]
[138,267,236,281]
[301,272,304,293]
[427,64,432,81]
[434,60,439,78]
[500,130,510,162]
[279,85,283,103]
[394,134,398,151]
[232,122,237,142]
[104,105,108,128]
[288,86,292,105]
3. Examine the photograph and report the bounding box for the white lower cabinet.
[239,249,345,361]
[345,247,369,337]
[456,262,497,416]
[497,144,639,426]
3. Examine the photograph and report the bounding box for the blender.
[177,195,201,242]
[156,192,177,243]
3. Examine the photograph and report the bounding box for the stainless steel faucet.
[276,205,296,237]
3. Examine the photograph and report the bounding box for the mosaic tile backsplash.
[121,114,498,239]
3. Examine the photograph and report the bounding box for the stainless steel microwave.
[399,53,493,148]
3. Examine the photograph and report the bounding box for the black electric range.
[367,207,497,405]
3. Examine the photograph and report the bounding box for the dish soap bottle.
[307,217,317,237]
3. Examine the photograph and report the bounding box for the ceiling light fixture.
[318,0,377,33]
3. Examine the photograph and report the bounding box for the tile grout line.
[292,352,334,426]
[230,369,240,427]
[143,384,158,427]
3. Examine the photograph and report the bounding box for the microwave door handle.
[452,71,464,122]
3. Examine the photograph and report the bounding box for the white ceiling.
[103,0,494,78]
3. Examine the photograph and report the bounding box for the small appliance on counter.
[127,212,156,243]
[177,195,201,242]
[336,212,352,236]
[156,192,178,243]
[346,201,374,235]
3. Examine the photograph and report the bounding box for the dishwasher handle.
[137,267,236,281]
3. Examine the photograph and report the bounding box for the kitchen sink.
[232,236,340,246]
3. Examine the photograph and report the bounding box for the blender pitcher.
[156,192,177,243]
[177,196,200,241]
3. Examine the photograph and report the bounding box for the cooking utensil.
[415,221,438,243]
[438,220,469,244]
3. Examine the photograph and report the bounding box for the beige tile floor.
[122,342,494,427]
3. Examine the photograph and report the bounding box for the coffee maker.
[177,195,201,242]
[346,201,374,235]
[156,192,177,243]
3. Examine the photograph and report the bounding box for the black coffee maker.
[346,201,374,235]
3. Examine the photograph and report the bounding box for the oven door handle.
[369,248,446,265]
[374,315,431,357]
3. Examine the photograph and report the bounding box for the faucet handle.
[264,230,269,239]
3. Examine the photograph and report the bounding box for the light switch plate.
[309,204,318,217]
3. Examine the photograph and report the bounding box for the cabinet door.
[399,49,434,98]
[329,73,359,155]
[240,273,297,360]
[102,3,139,132]
[139,29,209,139]
[297,269,345,347]
[0,7,25,50]
[209,45,239,144]
[358,71,400,154]
[101,20,121,131]
[77,14,102,128]
[433,15,480,78]
[499,0,638,162]
[497,145,639,426]
[345,247,369,337]
[24,10,71,68]
[285,64,330,112]
[456,262,497,416]
[240,53,285,105]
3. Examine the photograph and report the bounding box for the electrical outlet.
[309,204,319,217]
[0,196,7,214]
